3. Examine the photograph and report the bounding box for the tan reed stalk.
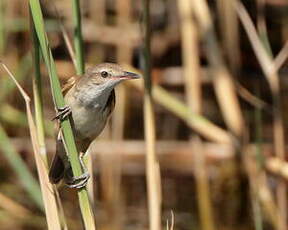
[235,2,286,230]
[274,41,288,71]
[217,0,240,74]
[178,1,216,230]
[1,62,62,230]
[142,0,162,229]
[244,147,280,229]
[190,0,244,137]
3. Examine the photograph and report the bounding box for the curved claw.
[65,172,90,189]
[52,106,72,121]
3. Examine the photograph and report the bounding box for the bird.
[48,63,140,188]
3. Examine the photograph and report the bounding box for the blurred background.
[0,0,288,229]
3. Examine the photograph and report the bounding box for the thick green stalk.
[31,22,63,230]
[29,0,96,229]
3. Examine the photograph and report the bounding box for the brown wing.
[49,75,81,183]
[61,75,81,95]
[105,89,116,116]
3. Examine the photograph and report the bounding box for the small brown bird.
[49,63,140,188]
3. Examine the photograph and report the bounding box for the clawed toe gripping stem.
[65,152,90,189]
[52,105,72,121]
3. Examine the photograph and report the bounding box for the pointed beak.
[120,71,141,80]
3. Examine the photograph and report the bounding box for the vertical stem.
[191,0,244,137]
[142,0,161,230]
[251,85,264,230]
[29,0,96,228]
[217,0,240,74]
[71,0,84,75]
[235,2,286,229]
[256,0,273,57]
[178,1,215,230]
[31,20,62,230]
[273,89,287,230]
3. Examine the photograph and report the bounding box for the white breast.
[64,88,111,140]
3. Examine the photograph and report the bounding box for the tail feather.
[49,133,66,184]
[49,153,65,184]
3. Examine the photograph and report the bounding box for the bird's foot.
[65,171,90,189]
[64,152,90,189]
[52,105,72,121]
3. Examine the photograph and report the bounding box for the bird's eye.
[101,71,108,78]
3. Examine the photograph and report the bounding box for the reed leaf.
[29,0,96,229]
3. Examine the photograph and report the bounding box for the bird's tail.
[49,133,66,184]
[49,153,65,184]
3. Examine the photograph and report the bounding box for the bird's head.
[85,63,140,88]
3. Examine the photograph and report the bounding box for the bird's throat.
[76,82,115,110]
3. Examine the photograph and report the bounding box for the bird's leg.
[52,106,72,121]
[64,152,90,189]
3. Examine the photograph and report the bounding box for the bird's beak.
[120,71,141,80]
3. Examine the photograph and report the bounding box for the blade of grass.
[31,22,63,230]
[28,0,96,229]
[1,61,62,230]
[141,1,162,230]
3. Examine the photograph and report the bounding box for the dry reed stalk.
[235,2,286,230]
[32,23,68,229]
[274,40,288,71]
[177,1,215,230]
[256,0,272,56]
[244,148,280,229]
[217,0,240,74]
[1,62,62,230]
[177,0,202,113]
[142,0,162,230]
[190,0,244,137]
[266,158,288,180]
